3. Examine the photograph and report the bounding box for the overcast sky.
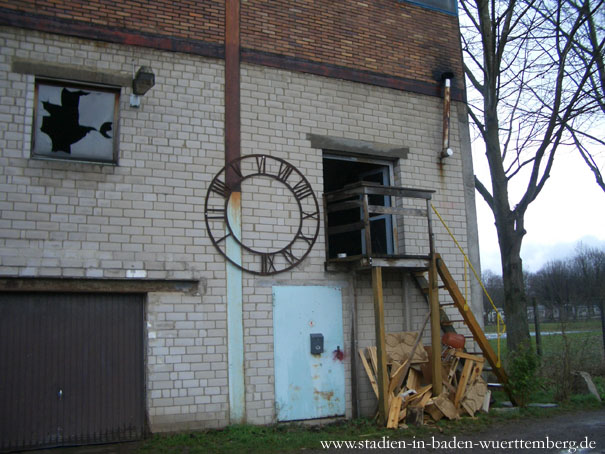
[473,147,605,275]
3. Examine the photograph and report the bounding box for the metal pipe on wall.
[441,72,454,160]
[225,0,245,424]
[225,0,241,189]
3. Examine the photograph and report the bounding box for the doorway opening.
[323,154,396,259]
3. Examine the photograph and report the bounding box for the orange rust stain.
[314,389,334,401]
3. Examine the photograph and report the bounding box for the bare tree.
[574,245,605,358]
[562,1,605,191]
[460,0,604,353]
[482,270,504,322]
[530,260,576,320]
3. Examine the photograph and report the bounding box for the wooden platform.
[325,254,430,272]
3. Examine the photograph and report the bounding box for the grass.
[489,330,604,360]
[483,318,602,334]
[137,419,437,454]
[594,376,605,398]
[137,321,605,454]
[486,320,604,372]
[138,396,604,454]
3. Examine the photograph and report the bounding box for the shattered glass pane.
[33,82,118,163]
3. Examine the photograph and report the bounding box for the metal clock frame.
[204,154,320,275]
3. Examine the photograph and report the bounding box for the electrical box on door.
[310,333,323,355]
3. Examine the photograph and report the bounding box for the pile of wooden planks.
[359,336,490,429]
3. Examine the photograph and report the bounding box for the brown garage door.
[0,293,146,451]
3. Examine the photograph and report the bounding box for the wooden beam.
[368,346,378,375]
[388,360,408,395]
[358,348,379,398]
[435,255,512,398]
[366,205,428,218]
[392,309,431,394]
[361,184,434,200]
[454,358,474,408]
[428,253,443,395]
[326,200,363,213]
[364,257,430,269]
[324,183,435,203]
[454,351,485,362]
[362,194,373,256]
[386,395,403,429]
[407,384,432,405]
[468,360,485,385]
[406,368,422,392]
[372,266,389,426]
[327,221,366,236]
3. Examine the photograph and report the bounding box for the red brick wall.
[0,0,463,91]
[0,0,224,43]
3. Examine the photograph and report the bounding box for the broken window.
[32,80,119,164]
[323,154,395,258]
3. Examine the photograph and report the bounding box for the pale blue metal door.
[273,286,345,421]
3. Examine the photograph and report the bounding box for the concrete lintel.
[307,134,408,160]
[12,58,131,87]
[0,277,202,294]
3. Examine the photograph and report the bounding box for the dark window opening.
[323,155,395,258]
[32,79,120,164]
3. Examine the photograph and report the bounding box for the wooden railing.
[324,181,435,264]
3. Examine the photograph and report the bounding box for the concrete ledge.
[12,57,131,87]
[0,277,201,294]
[308,133,408,160]
[149,413,229,433]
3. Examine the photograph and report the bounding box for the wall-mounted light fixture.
[441,71,455,160]
[130,65,155,108]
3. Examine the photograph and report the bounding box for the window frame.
[323,153,398,258]
[31,78,121,165]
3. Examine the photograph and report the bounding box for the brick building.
[0,0,482,450]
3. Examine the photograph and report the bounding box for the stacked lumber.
[359,332,490,429]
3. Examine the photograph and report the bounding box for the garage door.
[0,293,145,451]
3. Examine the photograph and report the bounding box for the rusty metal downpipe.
[225,0,241,188]
[440,72,454,160]
[225,0,245,424]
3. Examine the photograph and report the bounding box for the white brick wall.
[0,26,477,430]
[146,292,229,430]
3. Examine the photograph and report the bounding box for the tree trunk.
[497,216,532,353]
[601,297,605,358]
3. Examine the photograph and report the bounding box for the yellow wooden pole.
[371,266,389,425]
[429,253,443,395]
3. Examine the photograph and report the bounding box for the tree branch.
[567,125,605,192]
[475,175,495,209]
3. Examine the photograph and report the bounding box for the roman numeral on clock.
[281,247,298,265]
[277,161,295,183]
[255,155,267,173]
[209,178,230,198]
[302,210,319,220]
[206,207,226,220]
[296,232,314,245]
[292,180,314,200]
[260,253,277,274]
